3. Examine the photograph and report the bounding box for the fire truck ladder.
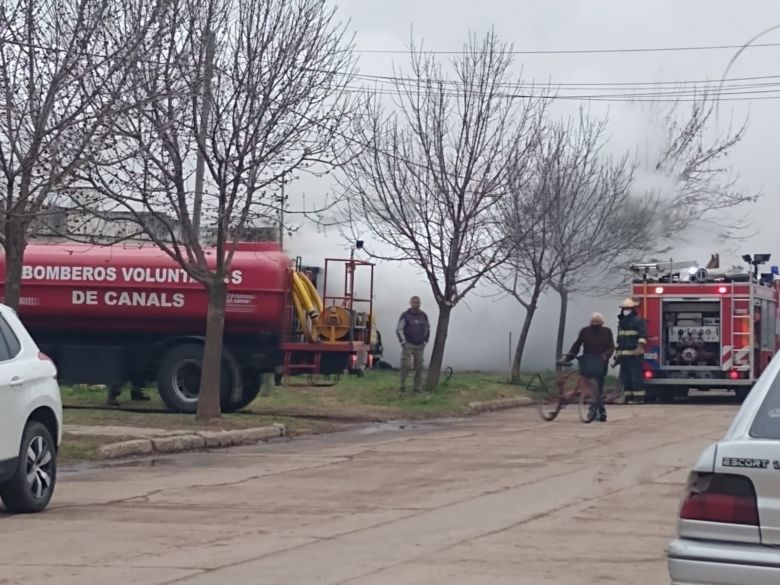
[728,280,753,375]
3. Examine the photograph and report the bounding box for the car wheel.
[0,421,57,514]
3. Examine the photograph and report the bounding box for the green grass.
[62,370,536,429]
[248,370,535,419]
[57,370,537,462]
[61,385,342,436]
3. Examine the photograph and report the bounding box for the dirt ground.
[0,400,739,585]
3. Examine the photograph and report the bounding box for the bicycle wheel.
[578,377,598,423]
[529,375,563,421]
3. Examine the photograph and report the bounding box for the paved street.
[0,402,738,585]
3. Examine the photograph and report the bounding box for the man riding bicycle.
[565,313,615,422]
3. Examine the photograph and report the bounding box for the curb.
[96,424,286,459]
[467,396,532,412]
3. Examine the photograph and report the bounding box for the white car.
[667,351,780,584]
[0,304,62,513]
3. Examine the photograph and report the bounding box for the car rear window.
[0,316,20,361]
[750,374,780,439]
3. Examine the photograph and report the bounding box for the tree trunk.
[192,29,216,241]
[511,303,537,383]
[510,283,543,383]
[197,280,227,422]
[3,219,26,311]
[424,303,452,391]
[555,286,569,360]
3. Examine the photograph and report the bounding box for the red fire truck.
[629,255,779,403]
[0,242,375,413]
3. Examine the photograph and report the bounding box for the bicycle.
[526,356,604,423]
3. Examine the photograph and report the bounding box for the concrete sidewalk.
[64,423,286,458]
[65,424,200,439]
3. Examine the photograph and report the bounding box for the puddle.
[350,418,464,435]
[62,456,180,474]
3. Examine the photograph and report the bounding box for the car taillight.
[680,472,759,526]
[38,352,58,377]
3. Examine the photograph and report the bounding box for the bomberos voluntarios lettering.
[22,265,243,284]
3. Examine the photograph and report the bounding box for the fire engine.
[0,242,377,414]
[630,253,779,403]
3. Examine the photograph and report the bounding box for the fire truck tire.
[156,343,244,414]
[222,372,262,413]
[735,387,750,403]
[643,388,659,403]
[658,388,676,404]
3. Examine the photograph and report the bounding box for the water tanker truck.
[0,242,375,413]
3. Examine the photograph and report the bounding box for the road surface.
[0,402,738,585]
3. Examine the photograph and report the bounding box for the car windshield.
[750,372,780,439]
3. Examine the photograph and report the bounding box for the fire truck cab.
[630,254,780,403]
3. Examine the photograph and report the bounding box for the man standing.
[615,298,648,403]
[397,296,430,394]
[566,313,614,422]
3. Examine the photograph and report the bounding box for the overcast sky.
[286,0,780,372]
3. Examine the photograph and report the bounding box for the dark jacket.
[568,325,615,361]
[397,309,430,345]
[616,311,648,357]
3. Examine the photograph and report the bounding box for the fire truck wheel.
[735,387,750,403]
[157,344,203,413]
[658,388,676,404]
[156,343,244,414]
[222,372,261,413]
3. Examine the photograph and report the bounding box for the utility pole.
[278,178,285,248]
[192,29,216,242]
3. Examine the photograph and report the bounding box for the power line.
[348,71,780,90]
[343,82,780,103]
[355,41,780,56]
[352,76,780,96]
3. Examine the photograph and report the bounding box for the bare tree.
[0,0,166,309]
[76,0,356,420]
[547,94,756,361]
[491,112,658,381]
[486,156,557,382]
[643,93,758,236]
[549,188,658,363]
[339,31,547,391]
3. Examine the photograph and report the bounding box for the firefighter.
[615,298,648,402]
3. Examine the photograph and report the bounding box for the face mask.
[622,309,632,317]
[590,323,601,329]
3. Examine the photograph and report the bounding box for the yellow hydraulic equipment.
[290,267,358,343]
[290,270,321,342]
[315,305,352,342]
